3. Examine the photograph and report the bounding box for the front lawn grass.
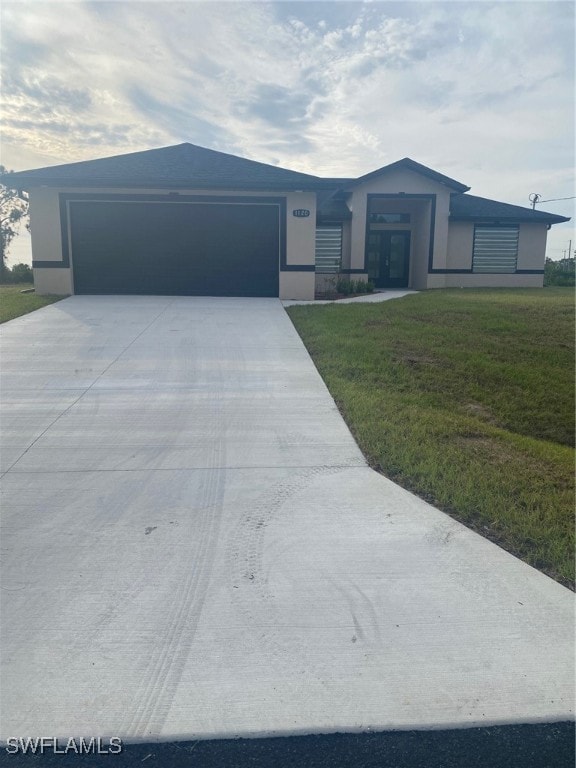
[0,283,63,323]
[287,288,575,589]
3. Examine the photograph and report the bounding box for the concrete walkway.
[0,296,573,743]
[282,289,417,306]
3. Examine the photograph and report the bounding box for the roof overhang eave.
[348,177,471,194]
[0,177,336,192]
[450,214,571,224]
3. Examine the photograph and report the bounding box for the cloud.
[0,0,572,216]
[127,85,228,147]
[239,84,312,127]
[0,29,52,69]
[3,73,92,112]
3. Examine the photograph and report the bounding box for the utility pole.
[529,193,541,209]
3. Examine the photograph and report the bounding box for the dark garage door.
[70,200,280,296]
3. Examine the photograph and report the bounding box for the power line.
[529,193,575,209]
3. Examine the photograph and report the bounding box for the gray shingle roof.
[3,143,570,228]
[316,189,352,222]
[3,143,326,190]
[450,193,570,224]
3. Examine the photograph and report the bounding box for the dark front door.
[366,230,411,288]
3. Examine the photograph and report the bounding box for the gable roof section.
[450,193,570,224]
[349,158,470,193]
[5,144,567,228]
[3,143,327,191]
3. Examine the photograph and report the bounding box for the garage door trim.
[57,193,288,277]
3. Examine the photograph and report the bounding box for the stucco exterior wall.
[446,221,475,270]
[340,220,352,271]
[279,271,315,300]
[29,188,64,263]
[284,191,316,269]
[517,223,548,270]
[347,169,453,288]
[31,267,73,295]
[27,182,552,300]
[29,186,316,299]
[429,191,451,272]
[408,202,431,290]
[428,273,544,289]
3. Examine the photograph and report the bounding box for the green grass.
[287,288,575,589]
[0,283,63,323]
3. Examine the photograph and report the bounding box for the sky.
[1,0,574,264]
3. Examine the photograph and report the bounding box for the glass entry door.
[366,230,411,288]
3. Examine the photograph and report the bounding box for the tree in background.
[544,257,575,287]
[0,166,30,282]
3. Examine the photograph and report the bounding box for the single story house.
[4,143,569,300]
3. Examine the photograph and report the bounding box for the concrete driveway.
[0,296,573,742]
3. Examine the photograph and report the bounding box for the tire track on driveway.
[225,466,351,681]
[118,328,231,739]
[121,439,227,739]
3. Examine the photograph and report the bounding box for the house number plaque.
[292,209,310,217]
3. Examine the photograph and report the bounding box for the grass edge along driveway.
[0,283,63,323]
[287,288,574,590]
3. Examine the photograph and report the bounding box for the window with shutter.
[472,226,519,273]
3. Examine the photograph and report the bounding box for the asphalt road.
[1,723,574,767]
